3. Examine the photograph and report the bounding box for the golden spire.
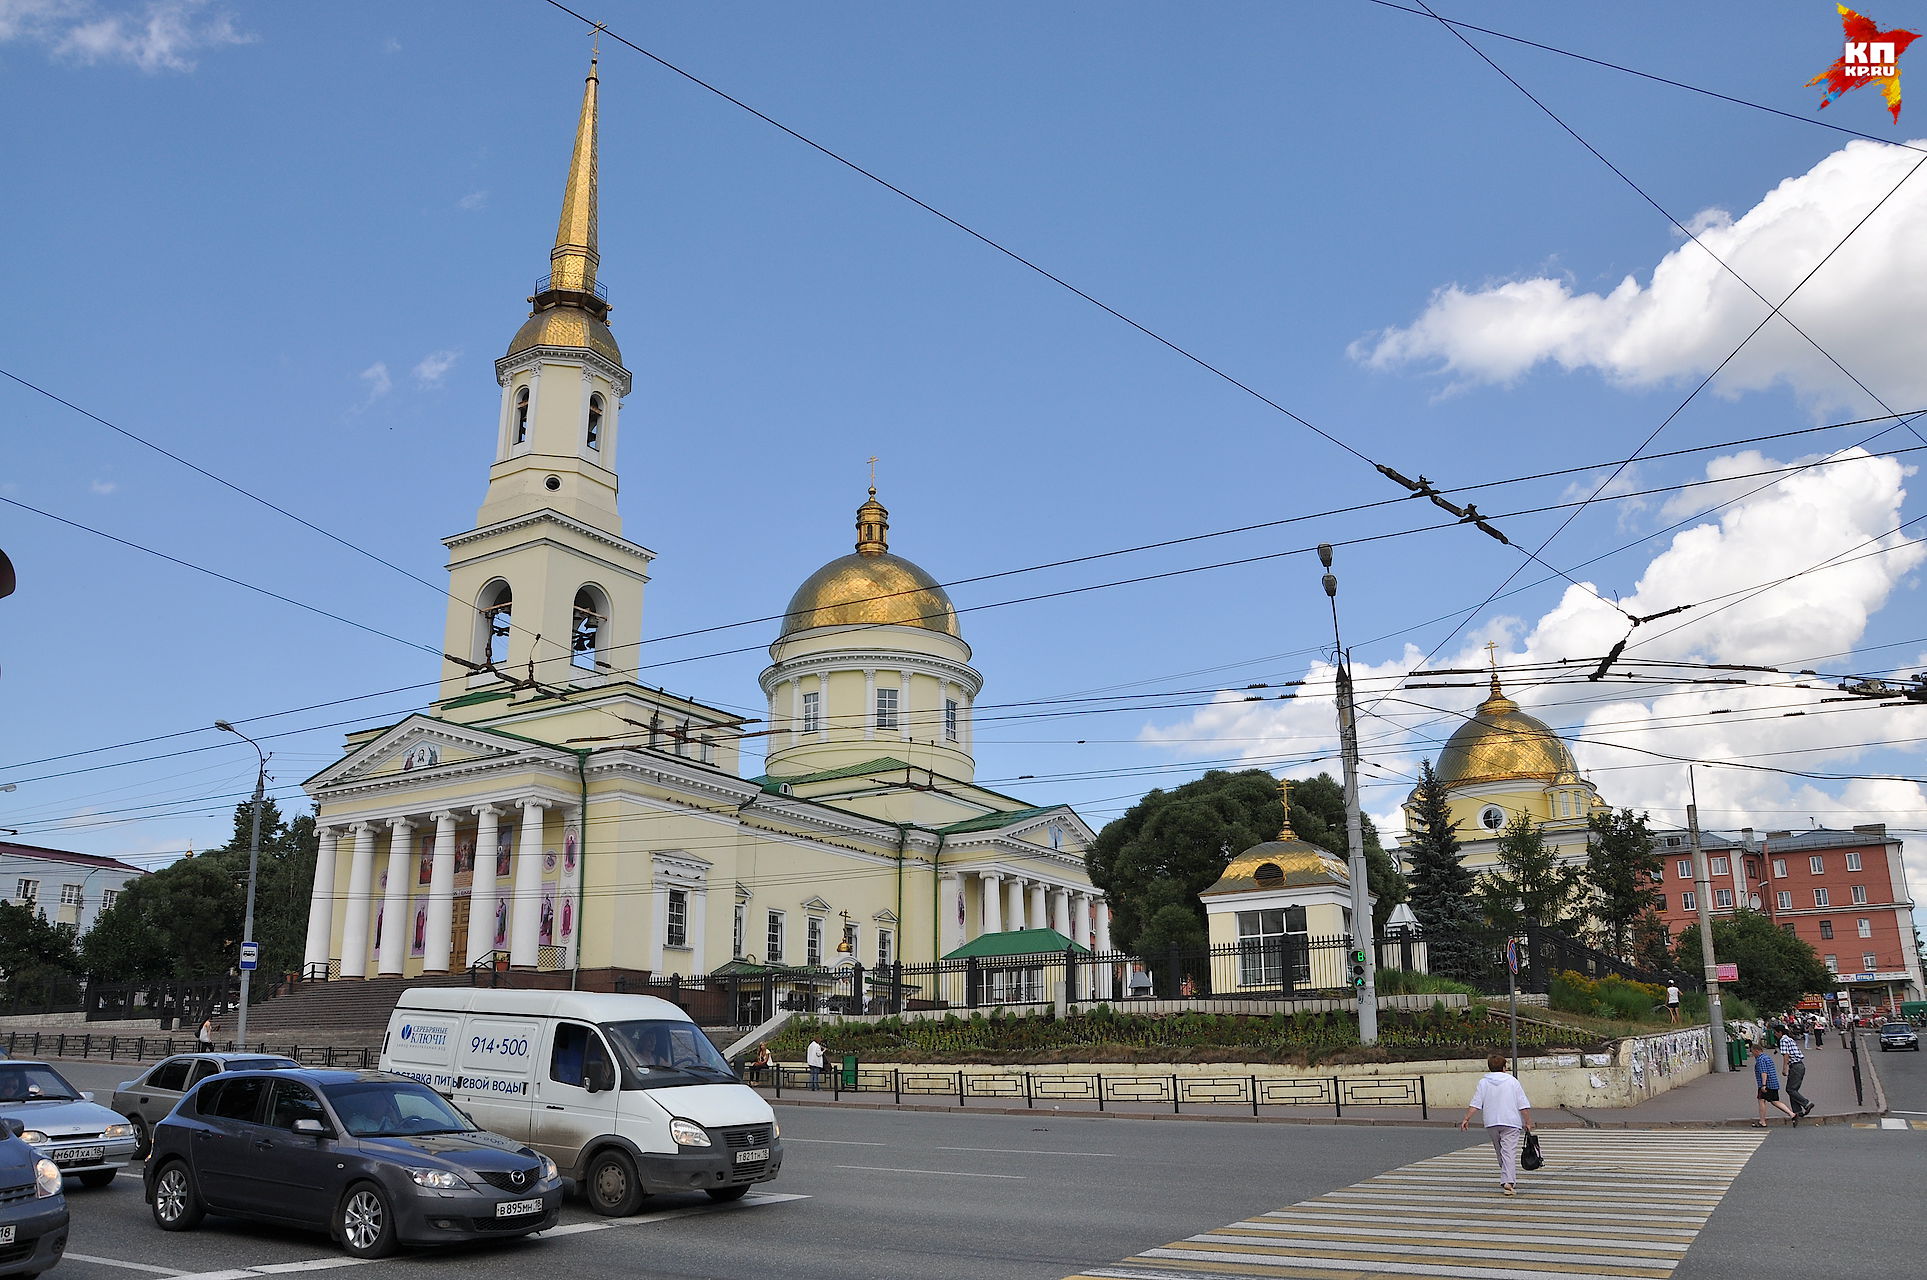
[1277,776,1296,841]
[545,55,603,303]
[855,483,889,556]
[1484,640,1503,700]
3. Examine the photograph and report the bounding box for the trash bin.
[840,1052,859,1089]
[1728,1038,1747,1071]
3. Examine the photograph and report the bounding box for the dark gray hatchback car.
[143,1068,561,1257]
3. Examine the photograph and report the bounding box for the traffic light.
[1349,948,1368,988]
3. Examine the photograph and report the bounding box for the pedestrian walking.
[1753,1039,1798,1126]
[1458,1053,1534,1196]
[197,1017,214,1049]
[1665,983,1681,1024]
[1778,1026,1813,1116]
[805,1036,826,1090]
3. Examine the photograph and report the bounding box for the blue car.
[144,1068,562,1257]
[0,1121,66,1278]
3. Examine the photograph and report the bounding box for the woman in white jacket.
[1459,1053,1534,1196]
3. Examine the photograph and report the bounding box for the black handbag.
[1520,1131,1544,1171]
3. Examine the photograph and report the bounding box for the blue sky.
[3,2,1923,931]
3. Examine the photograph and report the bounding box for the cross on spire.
[1485,640,1503,699]
[1277,775,1296,841]
[868,455,879,493]
[591,20,604,57]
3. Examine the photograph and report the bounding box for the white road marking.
[64,1255,188,1276]
[780,1138,889,1145]
[834,1164,1024,1179]
[934,1146,1119,1157]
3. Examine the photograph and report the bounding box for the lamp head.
[1316,543,1333,569]
[214,720,236,734]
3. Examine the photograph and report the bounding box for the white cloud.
[457,190,488,212]
[349,360,391,413]
[89,478,117,495]
[380,36,400,55]
[0,1,255,72]
[1352,137,1927,412]
[1140,448,1926,908]
[412,349,460,389]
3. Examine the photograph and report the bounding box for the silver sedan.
[0,1061,140,1189]
[110,1053,298,1157]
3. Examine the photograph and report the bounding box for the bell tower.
[439,58,653,704]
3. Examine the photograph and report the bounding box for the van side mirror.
[291,1118,329,1137]
[584,1061,616,1093]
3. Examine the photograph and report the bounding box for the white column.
[466,805,501,965]
[979,870,1003,936]
[510,799,545,967]
[899,670,912,741]
[376,818,413,976]
[939,871,964,956]
[688,888,708,974]
[1095,899,1115,997]
[788,678,801,745]
[303,827,339,974]
[1028,882,1048,931]
[864,668,877,739]
[340,824,377,978]
[1072,893,1093,950]
[1006,877,1027,929]
[1050,886,1071,936]
[422,811,458,973]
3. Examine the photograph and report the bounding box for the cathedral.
[298,60,1106,989]
[1397,654,1605,874]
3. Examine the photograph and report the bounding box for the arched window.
[477,581,512,668]
[513,386,531,445]
[571,586,606,671]
[585,393,603,450]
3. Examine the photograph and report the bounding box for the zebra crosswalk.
[1065,1130,1766,1280]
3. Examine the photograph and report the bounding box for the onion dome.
[780,489,960,637]
[1434,669,1578,788]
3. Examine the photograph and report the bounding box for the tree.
[1401,761,1491,982]
[1478,814,1584,933]
[1584,807,1663,959]
[1673,910,1833,1013]
[1086,768,1405,955]
[0,900,82,1007]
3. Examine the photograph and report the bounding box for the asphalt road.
[31,1056,1927,1280]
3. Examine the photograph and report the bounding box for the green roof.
[943,927,1089,960]
[753,757,910,793]
[936,804,1060,835]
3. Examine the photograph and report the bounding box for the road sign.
[238,941,259,971]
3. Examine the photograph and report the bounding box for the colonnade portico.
[304,795,572,980]
[952,868,1109,949]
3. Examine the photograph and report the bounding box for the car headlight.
[668,1118,710,1148]
[539,1155,559,1182]
[407,1168,467,1190]
[772,1120,781,1139]
[103,1123,134,1139]
[34,1159,61,1199]
[20,1130,48,1146]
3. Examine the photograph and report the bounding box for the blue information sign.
[238,941,259,971]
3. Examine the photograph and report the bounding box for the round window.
[1480,805,1506,831]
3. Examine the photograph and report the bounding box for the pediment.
[305,715,531,790]
[801,896,831,913]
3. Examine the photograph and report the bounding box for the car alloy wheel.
[130,1117,151,1160]
[338,1184,398,1258]
[152,1162,205,1231]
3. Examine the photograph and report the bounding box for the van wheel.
[584,1149,645,1216]
[705,1185,749,1202]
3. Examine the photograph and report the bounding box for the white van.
[380,988,781,1215]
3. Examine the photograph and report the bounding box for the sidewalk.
[757,1033,1890,1130]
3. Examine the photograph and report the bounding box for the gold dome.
[506,305,622,365]
[780,489,959,637]
[1434,676,1577,789]
[1202,838,1349,897]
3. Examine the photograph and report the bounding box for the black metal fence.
[752,1063,1426,1117]
[0,1029,379,1068]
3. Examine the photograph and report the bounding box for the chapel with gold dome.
[1397,651,1604,876]
[297,57,1106,996]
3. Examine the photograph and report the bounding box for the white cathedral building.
[297,60,1108,992]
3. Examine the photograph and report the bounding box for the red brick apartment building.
[1650,823,1923,1012]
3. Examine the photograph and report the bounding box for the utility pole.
[1687,766,1727,1072]
[1320,544,1377,1044]
[216,721,267,1049]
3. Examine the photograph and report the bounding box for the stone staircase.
[235,972,482,1045]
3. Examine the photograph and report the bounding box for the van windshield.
[602,1020,738,1087]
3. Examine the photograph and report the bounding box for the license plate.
[0,1225,14,1245]
[53,1146,105,1166]
[733,1147,768,1165]
[494,1198,543,1218]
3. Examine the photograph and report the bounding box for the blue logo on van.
[398,1022,449,1048]
[400,1024,414,1041]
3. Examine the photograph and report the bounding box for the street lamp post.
[216,721,267,1048]
[1319,544,1377,1045]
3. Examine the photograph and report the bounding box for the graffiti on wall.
[1627,1027,1711,1090]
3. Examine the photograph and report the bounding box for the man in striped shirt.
[1779,1025,1813,1116]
